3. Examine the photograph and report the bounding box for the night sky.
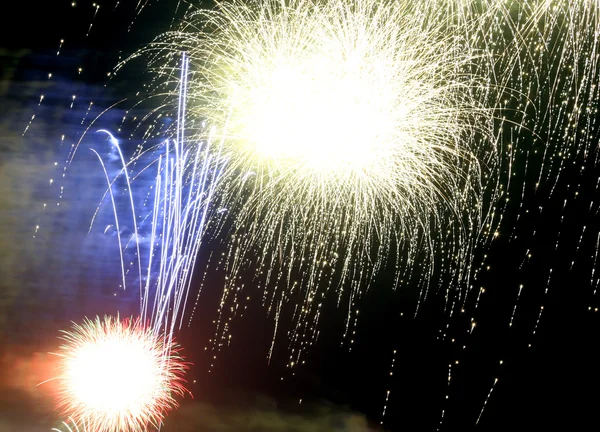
[1,1,600,431]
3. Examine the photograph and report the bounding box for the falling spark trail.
[476,378,498,425]
[97,129,144,299]
[86,3,100,38]
[57,39,65,56]
[89,148,128,292]
[380,349,397,426]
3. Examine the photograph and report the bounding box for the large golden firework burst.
[138,0,508,354]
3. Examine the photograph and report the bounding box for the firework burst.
[139,0,508,359]
[52,316,188,432]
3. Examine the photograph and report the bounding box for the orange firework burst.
[52,316,189,432]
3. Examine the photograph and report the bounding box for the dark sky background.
[1,1,600,431]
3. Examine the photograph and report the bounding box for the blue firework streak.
[72,55,226,334]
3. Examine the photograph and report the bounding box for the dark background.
[1,1,599,431]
